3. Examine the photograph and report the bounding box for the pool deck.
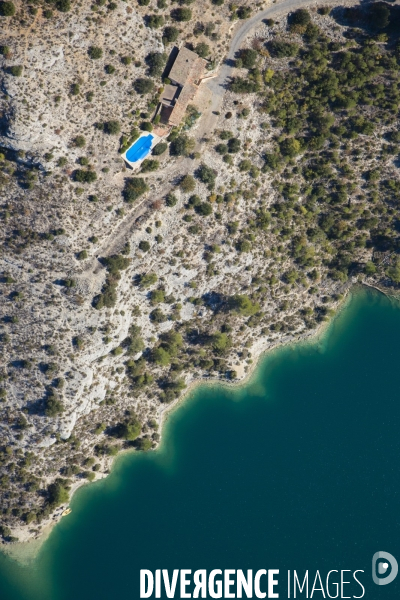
[122,132,162,169]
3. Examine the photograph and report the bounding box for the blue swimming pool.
[125,134,154,162]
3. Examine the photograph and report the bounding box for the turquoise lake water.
[0,287,399,599]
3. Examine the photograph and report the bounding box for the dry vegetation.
[0,0,399,542]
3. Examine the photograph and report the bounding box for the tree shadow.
[163,45,180,80]
[330,2,400,41]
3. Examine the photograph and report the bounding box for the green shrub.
[93,280,117,309]
[61,278,76,287]
[188,194,201,208]
[180,174,196,192]
[7,65,22,76]
[45,391,64,417]
[104,120,120,135]
[149,308,167,323]
[235,239,251,252]
[280,138,301,157]
[211,332,231,354]
[151,346,171,365]
[139,240,150,252]
[77,250,88,260]
[145,51,166,76]
[73,135,86,148]
[239,159,252,172]
[149,289,165,304]
[146,14,164,28]
[195,42,210,58]
[364,261,376,276]
[56,0,71,11]
[237,5,251,18]
[152,142,168,155]
[268,40,299,58]
[0,1,15,16]
[70,83,80,95]
[136,437,153,451]
[283,269,298,284]
[117,416,141,441]
[137,272,157,288]
[165,192,178,207]
[134,77,154,94]
[170,134,194,156]
[215,143,228,154]
[230,77,259,93]
[123,325,145,354]
[88,46,103,59]
[111,346,123,356]
[105,64,115,74]
[140,121,153,132]
[228,138,240,153]
[228,294,260,316]
[73,169,97,183]
[47,479,70,507]
[219,130,232,140]
[195,202,212,216]
[238,48,257,69]
[171,7,192,21]
[386,261,400,284]
[163,25,179,42]
[102,254,131,273]
[196,163,217,187]
[123,177,149,203]
[289,8,310,26]
[94,423,106,434]
[303,23,320,43]
[141,159,159,172]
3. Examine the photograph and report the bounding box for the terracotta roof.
[168,102,187,127]
[177,82,198,105]
[168,83,198,126]
[164,47,207,126]
[168,47,200,86]
[187,57,207,85]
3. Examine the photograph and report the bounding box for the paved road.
[206,0,321,114]
[198,0,324,137]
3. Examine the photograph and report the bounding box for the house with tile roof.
[159,47,207,127]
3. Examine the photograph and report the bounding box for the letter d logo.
[372,552,398,585]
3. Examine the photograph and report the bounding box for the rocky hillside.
[0,0,399,543]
